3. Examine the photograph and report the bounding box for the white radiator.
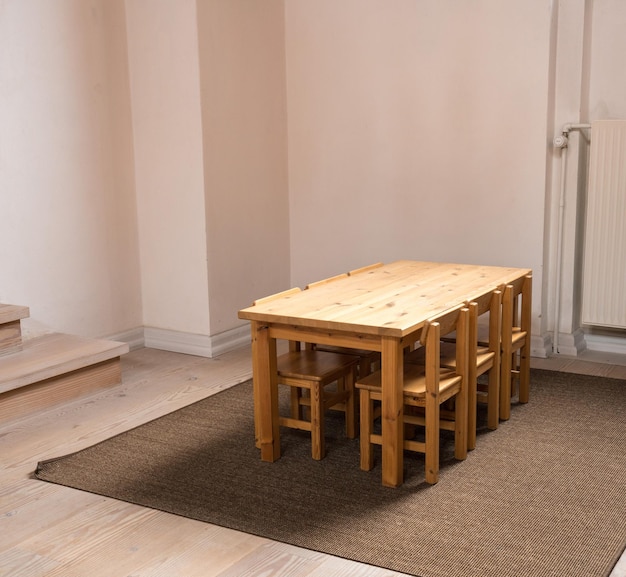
[581,119,626,329]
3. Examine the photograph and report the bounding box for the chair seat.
[410,342,495,369]
[277,349,358,460]
[441,342,496,370]
[251,287,358,461]
[311,344,380,377]
[511,328,527,346]
[277,350,357,382]
[356,364,461,400]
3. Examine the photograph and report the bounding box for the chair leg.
[403,405,419,439]
[468,403,477,451]
[519,343,530,404]
[486,367,499,430]
[500,352,513,421]
[344,371,357,439]
[424,397,440,485]
[253,377,260,449]
[358,358,370,378]
[359,389,374,471]
[290,387,304,420]
[467,366,477,452]
[310,383,324,460]
[454,391,468,462]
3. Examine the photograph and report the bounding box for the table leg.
[381,336,404,487]
[251,321,280,461]
[519,274,532,404]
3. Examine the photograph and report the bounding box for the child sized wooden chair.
[252,288,358,460]
[406,289,502,450]
[275,348,358,460]
[462,290,501,448]
[356,305,469,485]
[499,274,532,420]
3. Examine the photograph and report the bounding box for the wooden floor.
[1,345,625,577]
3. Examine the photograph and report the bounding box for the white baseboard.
[531,333,552,358]
[143,327,211,357]
[210,324,251,357]
[106,327,145,351]
[551,328,588,356]
[537,328,626,357]
[140,324,250,358]
[105,325,250,358]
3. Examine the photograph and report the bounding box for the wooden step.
[0,304,30,325]
[0,304,30,357]
[0,332,129,422]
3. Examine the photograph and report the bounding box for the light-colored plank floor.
[0,346,624,577]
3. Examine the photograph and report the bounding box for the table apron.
[267,324,381,351]
[267,324,421,352]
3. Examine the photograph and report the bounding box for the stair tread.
[0,304,30,325]
[0,332,129,394]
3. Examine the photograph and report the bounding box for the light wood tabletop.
[239,260,532,487]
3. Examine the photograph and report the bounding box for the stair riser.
[0,321,23,357]
[0,358,122,423]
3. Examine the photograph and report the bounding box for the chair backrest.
[305,273,348,289]
[501,274,532,340]
[420,305,469,396]
[470,288,502,349]
[348,262,384,276]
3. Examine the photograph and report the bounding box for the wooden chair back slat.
[305,273,348,290]
[348,263,384,276]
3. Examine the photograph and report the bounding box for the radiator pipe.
[563,123,592,133]
[552,123,591,354]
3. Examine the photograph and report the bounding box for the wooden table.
[238,260,532,487]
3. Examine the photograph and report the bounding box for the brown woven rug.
[35,369,626,577]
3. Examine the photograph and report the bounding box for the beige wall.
[197,0,290,337]
[588,0,626,120]
[285,0,551,347]
[0,0,142,339]
[2,1,626,356]
[125,0,211,338]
